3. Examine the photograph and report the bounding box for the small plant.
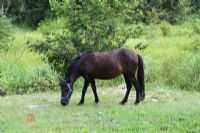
[160,21,170,37]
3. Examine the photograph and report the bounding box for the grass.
[0,88,200,133]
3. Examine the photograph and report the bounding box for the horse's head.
[59,79,73,106]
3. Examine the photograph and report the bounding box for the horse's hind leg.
[120,75,132,105]
[78,80,89,105]
[90,79,99,104]
[131,77,140,105]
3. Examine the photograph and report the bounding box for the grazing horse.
[60,48,145,106]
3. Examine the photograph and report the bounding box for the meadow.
[0,88,200,133]
[0,17,200,133]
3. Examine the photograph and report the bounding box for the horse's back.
[78,48,139,79]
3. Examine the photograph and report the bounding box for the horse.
[59,48,145,106]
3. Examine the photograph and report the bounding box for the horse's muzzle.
[60,100,69,106]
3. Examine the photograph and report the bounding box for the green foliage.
[173,53,200,91]
[0,17,13,51]
[189,0,200,13]
[28,29,77,73]
[160,21,171,36]
[37,17,68,35]
[24,0,51,28]
[130,25,144,38]
[1,0,51,27]
[139,0,189,24]
[0,59,58,94]
[0,0,25,21]
[29,0,134,73]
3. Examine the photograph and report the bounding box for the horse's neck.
[69,69,79,85]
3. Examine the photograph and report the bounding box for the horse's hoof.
[140,97,144,101]
[139,95,145,101]
[134,101,140,105]
[119,101,125,105]
[95,99,99,104]
[78,102,84,106]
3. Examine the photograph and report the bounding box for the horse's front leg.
[78,80,89,105]
[120,76,132,105]
[91,79,99,104]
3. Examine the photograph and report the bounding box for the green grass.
[0,88,200,133]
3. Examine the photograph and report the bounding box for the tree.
[0,0,51,27]
[29,0,135,73]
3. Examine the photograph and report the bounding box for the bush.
[160,21,171,36]
[37,17,68,35]
[129,25,144,38]
[0,17,13,51]
[28,29,77,73]
[0,59,58,94]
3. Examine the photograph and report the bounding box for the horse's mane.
[64,51,92,81]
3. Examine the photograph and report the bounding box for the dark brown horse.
[60,48,145,106]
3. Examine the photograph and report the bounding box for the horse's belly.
[90,67,122,79]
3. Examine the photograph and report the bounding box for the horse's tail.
[137,54,145,101]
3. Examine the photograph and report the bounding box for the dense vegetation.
[0,0,200,94]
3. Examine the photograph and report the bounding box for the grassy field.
[0,21,199,132]
[0,87,200,133]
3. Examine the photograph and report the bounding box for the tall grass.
[0,26,58,94]
[0,59,58,94]
[173,53,200,91]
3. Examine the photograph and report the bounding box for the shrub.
[160,21,171,37]
[28,29,77,73]
[37,17,68,35]
[130,25,144,38]
[0,59,58,94]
